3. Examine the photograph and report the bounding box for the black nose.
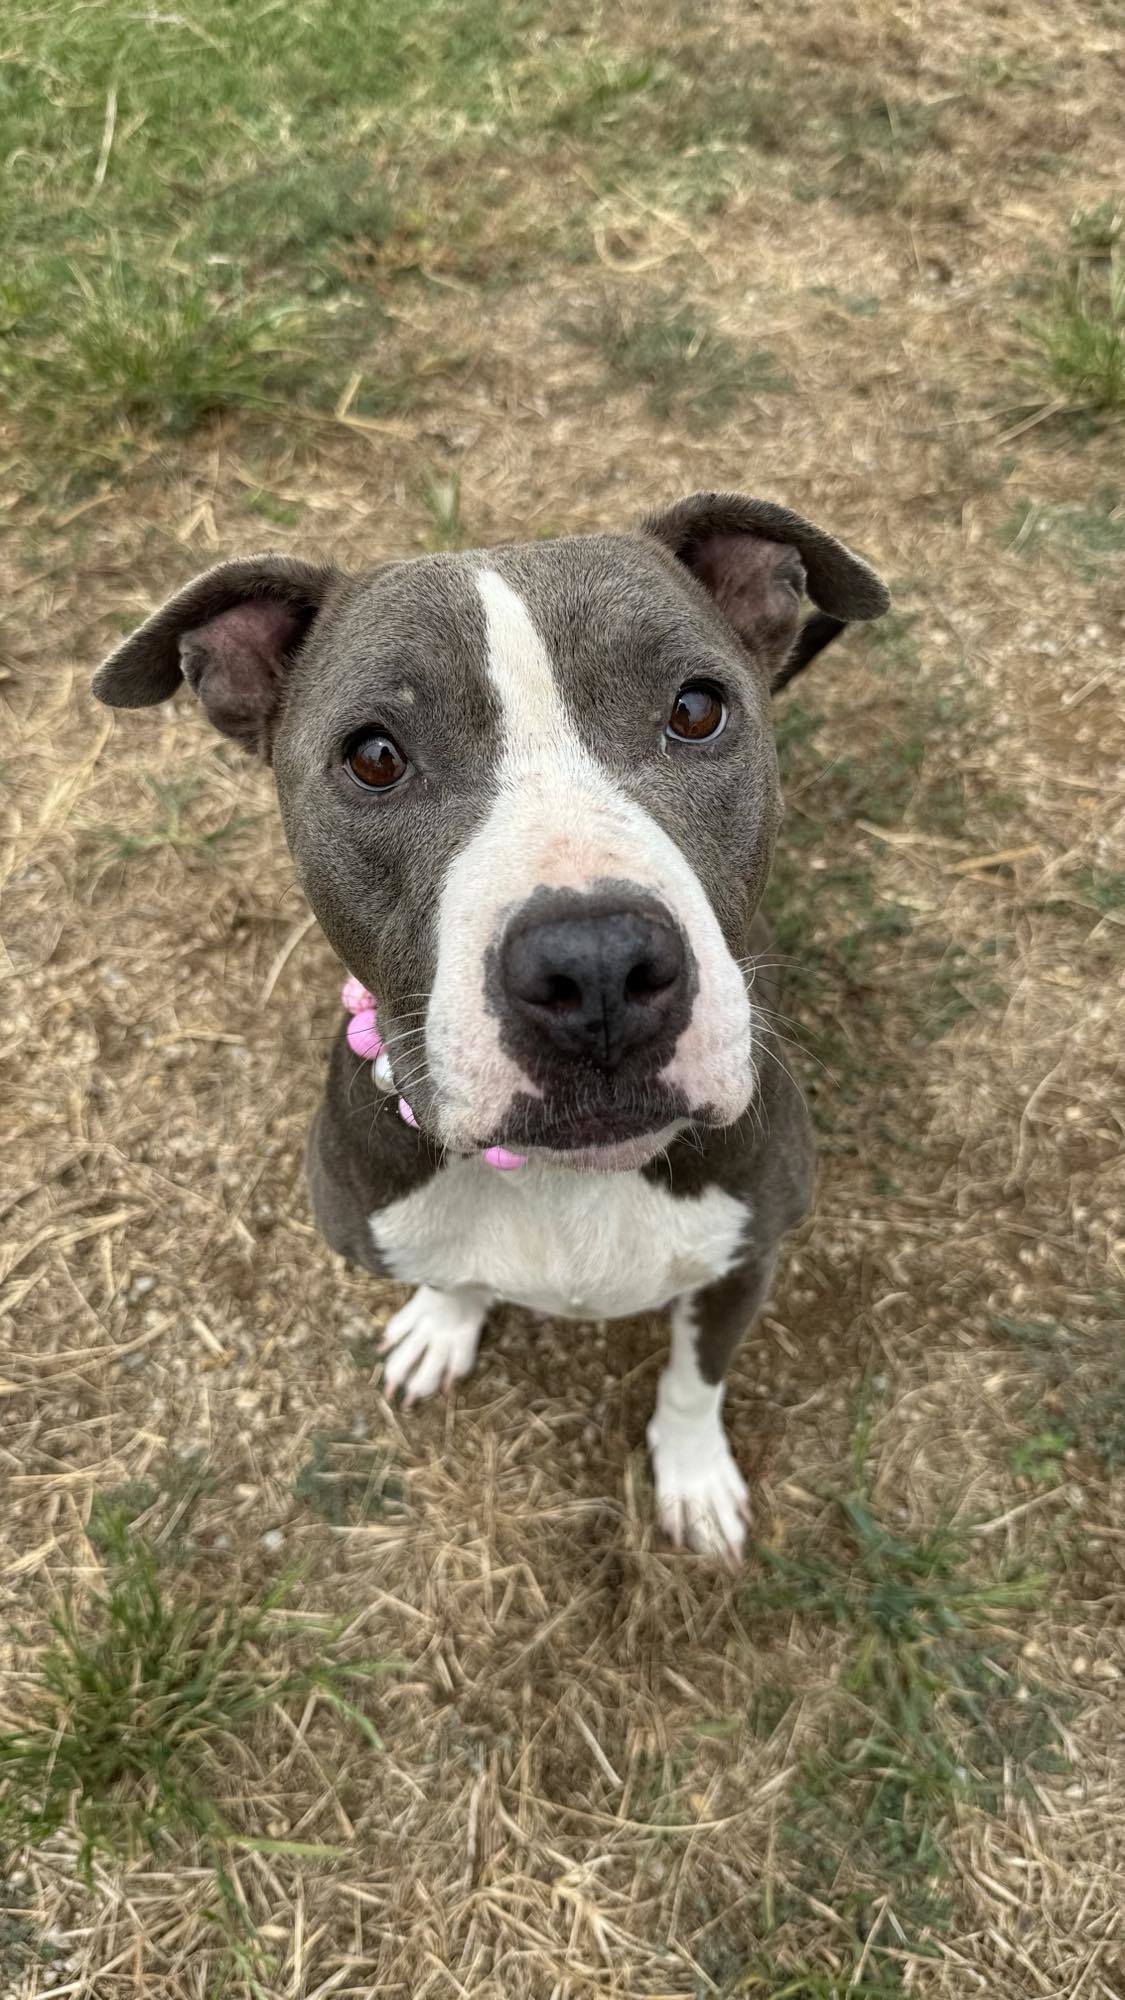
[500,899,690,1071]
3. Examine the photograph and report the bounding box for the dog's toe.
[647,1417,749,1563]
[380,1285,487,1405]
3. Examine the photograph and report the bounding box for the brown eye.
[345,732,409,790]
[667,682,727,742]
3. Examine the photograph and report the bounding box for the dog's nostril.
[625,948,679,1004]
[543,973,582,1012]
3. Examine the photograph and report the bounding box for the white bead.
[373,1050,396,1094]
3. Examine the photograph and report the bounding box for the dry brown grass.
[3,0,1124,1994]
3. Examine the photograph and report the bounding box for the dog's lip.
[521,1110,662,1148]
[476,1095,690,1163]
[485,1102,673,1147]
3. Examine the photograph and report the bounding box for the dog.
[93,491,889,1558]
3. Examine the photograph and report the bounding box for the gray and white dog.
[94,492,889,1558]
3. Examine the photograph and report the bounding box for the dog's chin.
[531,1122,686,1175]
[480,1089,692,1173]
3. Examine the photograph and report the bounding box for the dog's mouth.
[479,1087,690,1170]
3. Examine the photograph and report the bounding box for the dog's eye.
[666,681,727,742]
[345,732,409,791]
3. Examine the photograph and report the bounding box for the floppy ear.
[642,490,889,690]
[92,553,341,757]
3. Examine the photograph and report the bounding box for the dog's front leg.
[647,1253,777,1562]
[380,1285,494,1407]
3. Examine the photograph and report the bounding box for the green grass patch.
[419,466,468,550]
[1009,1428,1076,1484]
[0,0,695,480]
[995,1304,1125,1480]
[1073,866,1125,913]
[1079,1381,1125,1472]
[765,655,1009,1145]
[1068,200,1123,262]
[631,44,952,222]
[293,1433,405,1526]
[859,609,924,676]
[1004,490,1125,578]
[989,1312,1074,1351]
[87,1451,218,1563]
[808,94,945,214]
[1021,243,1125,417]
[560,293,793,422]
[85,775,261,869]
[0,1896,59,1982]
[7,260,312,442]
[242,486,303,530]
[743,1479,1052,1961]
[809,284,882,317]
[0,1502,396,1978]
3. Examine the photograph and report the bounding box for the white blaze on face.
[425,566,754,1150]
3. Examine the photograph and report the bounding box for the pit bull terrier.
[93,491,889,1558]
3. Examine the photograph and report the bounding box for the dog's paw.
[379,1286,489,1406]
[646,1413,750,1562]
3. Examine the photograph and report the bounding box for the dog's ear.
[92,554,341,757]
[642,491,889,690]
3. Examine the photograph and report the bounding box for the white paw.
[646,1413,750,1562]
[379,1286,488,1406]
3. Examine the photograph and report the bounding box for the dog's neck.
[341,976,527,1172]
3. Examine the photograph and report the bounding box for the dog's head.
[93,492,887,1170]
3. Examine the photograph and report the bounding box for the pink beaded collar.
[342,976,527,1173]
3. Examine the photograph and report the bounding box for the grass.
[748,1495,1042,1731]
[419,466,468,550]
[85,776,261,869]
[995,1304,1125,1480]
[1022,231,1125,416]
[293,1432,405,1526]
[1009,1428,1075,1483]
[8,261,312,442]
[1068,199,1123,262]
[765,660,1007,1142]
[1004,489,1125,577]
[809,93,945,214]
[3,0,1122,1992]
[3,0,1109,485]
[743,1470,1051,1959]
[729,1959,906,1997]
[1074,866,1125,913]
[560,293,793,421]
[86,1451,218,1563]
[0,1499,395,1950]
[0,0,680,475]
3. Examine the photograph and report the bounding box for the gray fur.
[93,491,887,1554]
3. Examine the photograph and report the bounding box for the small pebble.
[260,1529,285,1554]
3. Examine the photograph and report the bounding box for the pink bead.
[341,975,376,1015]
[346,1010,383,1060]
[483,1146,528,1172]
[398,1098,419,1129]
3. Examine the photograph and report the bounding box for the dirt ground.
[2,0,1124,1994]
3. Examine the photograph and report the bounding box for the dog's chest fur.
[369,1159,749,1319]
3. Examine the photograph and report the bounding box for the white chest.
[369,1159,749,1320]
